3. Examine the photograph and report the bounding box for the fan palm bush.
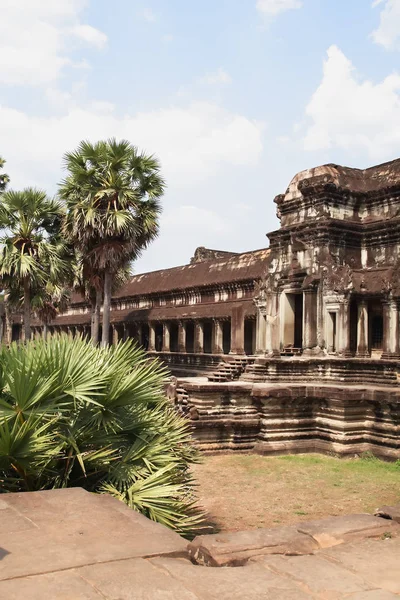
[0,335,203,537]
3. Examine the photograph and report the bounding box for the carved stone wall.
[183,380,400,460]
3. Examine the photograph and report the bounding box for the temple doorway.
[282,293,303,349]
[222,321,231,354]
[155,323,163,351]
[203,321,212,353]
[369,301,383,352]
[327,311,337,352]
[185,322,195,353]
[244,318,256,355]
[141,323,149,350]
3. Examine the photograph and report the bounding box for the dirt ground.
[191,453,400,532]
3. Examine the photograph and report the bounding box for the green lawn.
[192,454,400,532]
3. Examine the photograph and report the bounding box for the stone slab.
[0,488,188,581]
[347,592,400,600]
[255,553,371,597]
[297,514,400,548]
[0,570,104,600]
[188,525,318,566]
[79,557,199,599]
[375,504,400,523]
[321,537,400,594]
[151,557,312,600]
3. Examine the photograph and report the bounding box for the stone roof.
[112,248,270,299]
[280,158,400,203]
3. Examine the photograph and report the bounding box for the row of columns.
[255,287,400,359]
[32,315,255,356]
[147,320,227,354]
[356,298,400,359]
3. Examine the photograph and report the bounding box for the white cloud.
[141,8,157,22]
[0,101,263,190]
[303,45,400,161]
[256,0,302,17]
[371,0,400,50]
[0,0,107,85]
[198,68,232,85]
[71,24,108,49]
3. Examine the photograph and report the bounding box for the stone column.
[255,308,267,354]
[230,307,245,355]
[356,299,369,357]
[148,322,156,351]
[212,319,224,354]
[162,323,170,352]
[111,324,119,345]
[302,287,318,355]
[382,300,400,359]
[178,321,186,353]
[194,321,204,353]
[122,323,127,341]
[266,292,281,357]
[337,298,351,356]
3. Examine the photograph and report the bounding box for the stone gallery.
[25,159,400,458]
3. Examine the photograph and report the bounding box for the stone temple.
[24,158,400,458]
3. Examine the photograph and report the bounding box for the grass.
[191,453,400,532]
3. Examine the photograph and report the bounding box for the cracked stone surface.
[1,489,400,599]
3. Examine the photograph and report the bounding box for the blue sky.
[1,0,400,272]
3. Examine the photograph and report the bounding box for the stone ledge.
[375,504,400,524]
[188,514,400,567]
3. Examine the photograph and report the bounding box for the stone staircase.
[176,384,190,408]
[208,356,255,382]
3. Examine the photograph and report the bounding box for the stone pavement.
[1,488,399,599]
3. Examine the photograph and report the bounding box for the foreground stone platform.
[1,489,400,599]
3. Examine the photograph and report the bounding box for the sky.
[1,0,400,273]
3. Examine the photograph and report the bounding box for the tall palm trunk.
[101,269,112,347]
[23,277,31,342]
[92,288,102,345]
[5,301,12,345]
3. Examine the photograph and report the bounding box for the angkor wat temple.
[25,159,400,458]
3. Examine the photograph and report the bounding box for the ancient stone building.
[254,159,400,361]
[25,158,400,365]
[19,158,400,459]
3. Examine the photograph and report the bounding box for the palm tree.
[0,188,68,341]
[32,282,71,339]
[60,139,165,346]
[0,156,9,193]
